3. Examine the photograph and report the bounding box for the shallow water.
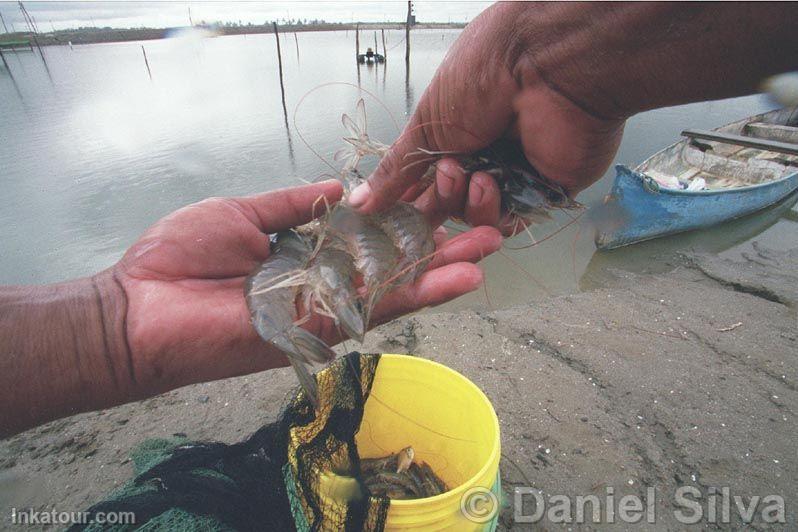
[1,29,795,310]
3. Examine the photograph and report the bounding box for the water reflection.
[0,29,794,310]
[580,191,798,289]
[0,51,23,99]
[404,60,413,118]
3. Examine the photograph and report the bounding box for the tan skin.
[350,2,798,225]
[3,2,798,437]
[0,175,501,437]
[119,178,500,398]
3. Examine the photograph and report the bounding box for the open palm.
[111,180,500,397]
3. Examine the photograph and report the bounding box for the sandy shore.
[1,244,796,529]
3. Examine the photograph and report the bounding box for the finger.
[399,179,432,203]
[412,158,468,228]
[426,226,502,271]
[349,92,494,213]
[233,180,343,232]
[347,110,438,213]
[433,226,448,248]
[371,263,484,325]
[464,171,502,227]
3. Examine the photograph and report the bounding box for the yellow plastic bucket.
[355,354,501,531]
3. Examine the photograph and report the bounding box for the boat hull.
[595,165,798,250]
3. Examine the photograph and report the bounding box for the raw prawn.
[301,240,366,343]
[460,138,582,223]
[408,138,582,225]
[325,203,402,324]
[334,98,390,172]
[245,231,337,404]
[378,203,435,283]
[360,446,449,500]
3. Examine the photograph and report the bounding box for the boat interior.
[638,106,798,189]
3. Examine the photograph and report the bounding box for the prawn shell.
[378,203,435,284]
[364,471,421,499]
[462,139,581,220]
[303,244,366,343]
[326,204,399,321]
[244,230,336,406]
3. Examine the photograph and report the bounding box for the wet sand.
[1,244,796,529]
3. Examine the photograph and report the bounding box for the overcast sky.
[0,1,494,31]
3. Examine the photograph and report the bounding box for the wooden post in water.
[355,23,360,60]
[0,48,22,98]
[405,1,411,66]
[141,45,152,80]
[19,1,51,80]
[373,31,378,56]
[293,31,299,61]
[0,49,11,73]
[273,22,288,118]
[381,28,387,61]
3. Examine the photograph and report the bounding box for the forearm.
[505,1,798,119]
[0,270,136,437]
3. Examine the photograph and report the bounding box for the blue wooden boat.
[596,106,798,249]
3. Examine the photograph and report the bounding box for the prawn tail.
[290,326,337,364]
[337,300,366,344]
[286,356,319,408]
[362,285,386,333]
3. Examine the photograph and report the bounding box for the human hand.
[112,180,501,397]
[352,1,798,224]
[347,2,628,224]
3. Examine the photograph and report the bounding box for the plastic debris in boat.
[685,177,707,191]
[647,170,707,191]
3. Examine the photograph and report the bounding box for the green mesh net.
[69,353,390,532]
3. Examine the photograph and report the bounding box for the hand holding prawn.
[114,180,500,401]
[245,99,509,404]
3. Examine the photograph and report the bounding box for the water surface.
[1,29,795,310]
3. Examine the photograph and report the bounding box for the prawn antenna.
[247,270,307,296]
[292,82,401,175]
[504,210,585,250]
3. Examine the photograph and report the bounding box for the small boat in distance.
[357,47,385,63]
[596,106,798,249]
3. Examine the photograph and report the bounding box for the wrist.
[90,268,139,402]
[500,2,657,120]
[505,2,798,120]
[0,272,137,436]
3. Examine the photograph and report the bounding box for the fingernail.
[348,182,371,207]
[438,174,454,199]
[469,180,484,206]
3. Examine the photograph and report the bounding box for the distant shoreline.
[0,22,466,47]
